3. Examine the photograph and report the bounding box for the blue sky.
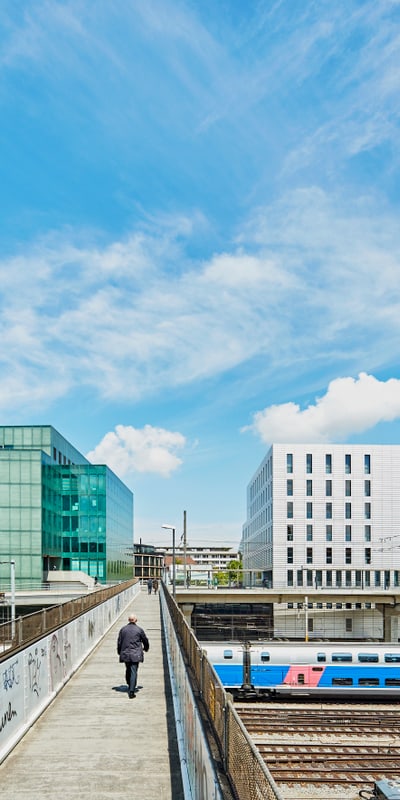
[1,0,400,547]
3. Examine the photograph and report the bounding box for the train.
[202,641,400,698]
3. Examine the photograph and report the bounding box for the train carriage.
[203,641,400,698]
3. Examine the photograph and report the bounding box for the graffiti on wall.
[0,656,22,743]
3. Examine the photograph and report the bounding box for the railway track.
[235,703,400,793]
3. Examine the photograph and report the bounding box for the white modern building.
[242,444,400,592]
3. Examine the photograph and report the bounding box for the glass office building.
[0,426,133,588]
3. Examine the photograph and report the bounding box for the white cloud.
[0,186,400,415]
[246,373,400,444]
[86,424,186,478]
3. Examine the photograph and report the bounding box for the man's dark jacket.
[117,622,149,664]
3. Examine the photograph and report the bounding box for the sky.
[1,0,400,549]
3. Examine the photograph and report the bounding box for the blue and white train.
[203,641,400,698]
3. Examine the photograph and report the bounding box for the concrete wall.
[161,591,223,800]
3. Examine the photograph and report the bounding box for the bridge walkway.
[0,588,185,800]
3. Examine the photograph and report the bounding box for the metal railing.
[162,584,283,800]
[0,579,138,658]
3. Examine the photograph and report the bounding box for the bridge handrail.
[0,579,138,660]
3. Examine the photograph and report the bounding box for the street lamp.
[161,524,176,598]
[0,559,16,639]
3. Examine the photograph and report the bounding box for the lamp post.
[162,524,176,598]
[0,559,16,639]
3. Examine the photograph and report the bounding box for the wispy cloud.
[86,423,186,478]
[245,373,400,444]
[0,184,400,414]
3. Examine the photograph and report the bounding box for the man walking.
[117,613,149,698]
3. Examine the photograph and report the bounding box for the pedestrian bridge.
[0,581,280,800]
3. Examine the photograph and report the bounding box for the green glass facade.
[0,426,133,588]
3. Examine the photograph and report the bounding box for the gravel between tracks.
[235,700,400,800]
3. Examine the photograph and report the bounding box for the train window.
[332,677,353,685]
[223,650,233,659]
[384,654,400,663]
[358,678,379,686]
[385,678,400,686]
[297,674,305,684]
[332,653,353,662]
[261,652,270,662]
[317,653,326,662]
[358,654,379,663]
[312,667,323,672]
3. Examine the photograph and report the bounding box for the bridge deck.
[0,588,184,800]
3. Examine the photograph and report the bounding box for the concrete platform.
[0,588,185,800]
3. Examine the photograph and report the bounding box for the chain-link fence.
[163,585,284,800]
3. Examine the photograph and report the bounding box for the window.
[325,453,332,474]
[326,525,332,541]
[326,572,332,587]
[345,618,353,633]
[325,479,332,496]
[306,524,313,541]
[287,479,293,496]
[326,503,332,519]
[336,570,342,587]
[385,678,400,686]
[308,619,313,633]
[364,454,371,474]
[306,547,313,564]
[287,501,293,518]
[364,480,371,497]
[345,569,352,586]
[297,570,303,586]
[365,571,370,587]
[358,654,379,663]
[287,547,293,564]
[287,570,293,586]
[223,650,233,659]
[326,547,332,564]
[315,570,322,588]
[306,570,313,587]
[384,654,400,663]
[287,453,293,473]
[375,570,381,587]
[345,453,351,474]
[261,652,270,662]
[345,480,351,496]
[306,479,313,496]
[365,503,371,519]
[345,525,352,542]
[287,524,294,541]
[365,548,371,564]
[332,677,353,686]
[365,525,371,542]
[345,503,351,519]
[306,453,313,473]
[306,502,313,519]
[385,570,390,589]
[359,678,379,686]
[332,653,353,662]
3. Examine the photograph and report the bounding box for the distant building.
[242,444,400,591]
[0,425,133,588]
[162,545,239,572]
[133,543,164,581]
